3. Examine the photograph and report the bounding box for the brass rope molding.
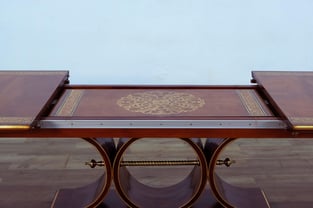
[120,159,200,166]
[85,158,234,168]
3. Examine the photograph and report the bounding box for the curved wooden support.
[205,138,270,208]
[113,138,208,208]
[51,138,115,208]
[51,138,271,207]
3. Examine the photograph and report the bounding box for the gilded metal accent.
[293,126,313,130]
[55,90,84,116]
[117,90,205,115]
[120,160,200,166]
[85,159,105,168]
[237,90,268,116]
[0,125,30,130]
[0,117,32,130]
[85,159,200,168]
[216,158,235,167]
[290,117,313,130]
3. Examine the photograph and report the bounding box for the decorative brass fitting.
[85,159,105,168]
[85,159,201,168]
[85,158,235,168]
[216,158,235,167]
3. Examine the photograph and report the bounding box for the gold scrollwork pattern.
[117,91,205,115]
[237,90,269,116]
[55,90,85,116]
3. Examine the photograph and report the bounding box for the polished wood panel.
[0,71,69,129]
[2,70,313,207]
[50,88,273,118]
[252,71,313,130]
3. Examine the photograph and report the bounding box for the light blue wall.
[1,0,313,84]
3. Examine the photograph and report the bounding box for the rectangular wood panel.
[50,88,273,119]
[0,71,69,129]
[252,71,313,130]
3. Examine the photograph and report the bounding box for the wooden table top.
[1,70,313,138]
[0,71,69,129]
[50,87,273,119]
[252,71,313,130]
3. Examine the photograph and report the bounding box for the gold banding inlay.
[293,126,313,130]
[117,90,205,115]
[290,117,313,130]
[237,90,269,116]
[0,125,30,130]
[56,90,85,116]
[0,117,32,130]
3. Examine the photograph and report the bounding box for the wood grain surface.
[252,71,313,130]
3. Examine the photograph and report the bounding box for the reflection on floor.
[1,138,313,208]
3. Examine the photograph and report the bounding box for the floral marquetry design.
[117,91,205,115]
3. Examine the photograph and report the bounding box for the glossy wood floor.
[1,138,313,208]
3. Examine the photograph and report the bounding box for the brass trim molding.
[0,117,32,130]
[290,117,313,130]
[0,125,30,130]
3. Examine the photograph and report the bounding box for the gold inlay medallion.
[117,91,205,115]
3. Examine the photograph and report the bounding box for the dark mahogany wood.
[49,88,272,117]
[0,127,304,138]
[252,71,313,130]
[0,71,68,129]
[2,70,313,208]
